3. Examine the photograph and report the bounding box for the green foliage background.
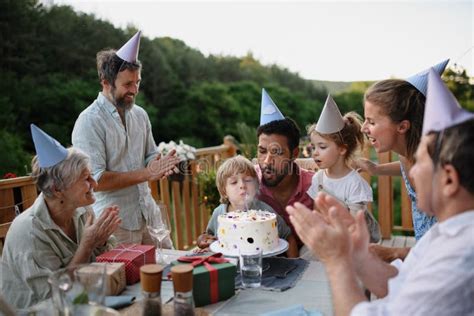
[1,0,473,177]
[0,0,328,175]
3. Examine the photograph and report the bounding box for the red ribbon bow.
[178,253,229,304]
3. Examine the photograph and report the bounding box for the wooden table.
[120,249,333,315]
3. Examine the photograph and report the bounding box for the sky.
[51,0,473,82]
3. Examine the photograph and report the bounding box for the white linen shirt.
[72,92,158,230]
[0,193,112,308]
[352,210,474,316]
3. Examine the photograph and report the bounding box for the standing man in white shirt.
[72,31,179,246]
[287,69,474,315]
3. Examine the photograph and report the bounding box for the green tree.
[0,130,31,176]
[443,66,474,111]
[333,81,373,117]
[1,0,331,174]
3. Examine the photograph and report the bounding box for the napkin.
[235,257,309,291]
[162,263,172,281]
[265,257,298,278]
[104,295,135,309]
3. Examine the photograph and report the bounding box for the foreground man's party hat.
[422,68,474,135]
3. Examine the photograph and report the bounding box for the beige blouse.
[0,193,113,309]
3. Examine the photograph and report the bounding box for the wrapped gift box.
[96,244,155,284]
[172,253,236,307]
[104,262,127,295]
[77,262,126,295]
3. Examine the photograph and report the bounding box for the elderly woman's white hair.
[31,147,91,197]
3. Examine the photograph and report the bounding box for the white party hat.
[422,68,474,135]
[315,95,345,134]
[116,31,141,63]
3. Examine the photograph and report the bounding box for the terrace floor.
[380,235,416,248]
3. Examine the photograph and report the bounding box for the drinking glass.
[48,263,106,314]
[147,202,172,264]
[239,249,263,288]
[74,264,107,305]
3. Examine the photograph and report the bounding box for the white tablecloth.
[122,249,333,315]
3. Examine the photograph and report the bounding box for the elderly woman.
[1,125,121,308]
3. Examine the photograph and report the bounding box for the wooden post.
[172,181,183,249]
[200,204,209,235]
[0,176,39,249]
[360,146,373,214]
[377,152,393,239]
[20,183,37,210]
[159,179,171,218]
[222,135,237,158]
[148,180,160,203]
[191,162,201,242]
[183,176,193,248]
[0,188,15,228]
[159,178,175,246]
[0,188,15,248]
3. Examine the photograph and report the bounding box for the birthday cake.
[217,210,279,253]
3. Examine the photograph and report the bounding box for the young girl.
[307,95,381,243]
[197,155,298,257]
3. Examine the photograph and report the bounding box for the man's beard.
[261,162,292,187]
[112,88,135,111]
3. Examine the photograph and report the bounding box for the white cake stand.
[209,238,289,258]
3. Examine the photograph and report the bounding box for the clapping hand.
[287,192,370,266]
[316,193,370,266]
[82,205,121,249]
[313,193,355,228]
[148,149,180,181]
[287,201,352,264]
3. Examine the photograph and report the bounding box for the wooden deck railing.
[0,176,38,256]
[149,136,238,250]
[0,177,38,244]
[297,151,413,239]
[0,137,412,252]
[374,151,414,238]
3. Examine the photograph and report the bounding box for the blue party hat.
[260,88,285,125]
[30,124,68,168]
[406,59,449,96]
